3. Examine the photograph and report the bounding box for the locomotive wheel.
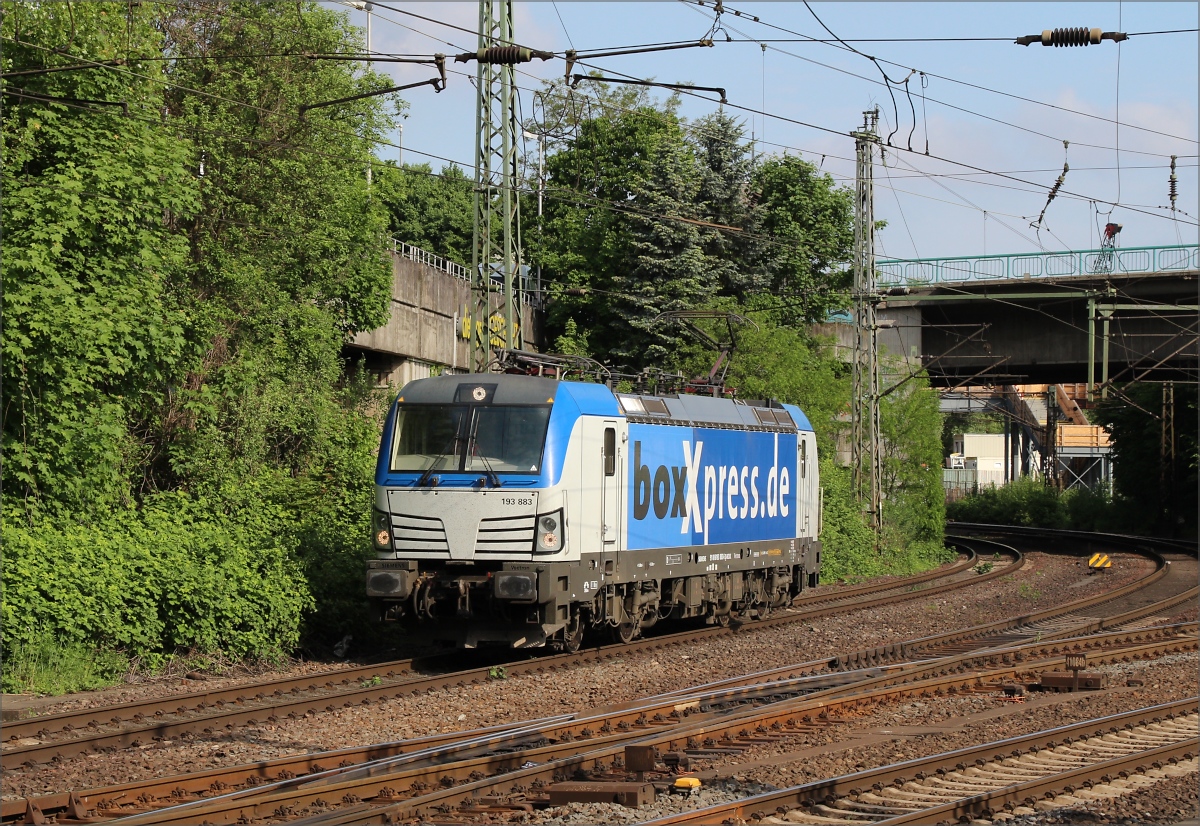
[754,601,771,621]
[713,611,731,628]
[612,620,638,644]
[563,613,584,653]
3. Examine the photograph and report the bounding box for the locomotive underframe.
[368,537,821,649]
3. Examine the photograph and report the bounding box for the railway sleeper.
[810,804,891,821]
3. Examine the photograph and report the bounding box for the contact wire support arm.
[570,73,726,104]
[300,55,446,116]
[562,39,714,79]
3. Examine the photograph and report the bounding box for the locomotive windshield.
[390,404,551,474]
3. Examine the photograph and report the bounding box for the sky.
[327,2,1198,261]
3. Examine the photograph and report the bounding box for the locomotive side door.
[601,422,620,547]
[798,432,816,538]
[581,417,621,566]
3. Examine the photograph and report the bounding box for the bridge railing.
[388,238,471,280]
[878,243,1198,286]
[387,239,538,305]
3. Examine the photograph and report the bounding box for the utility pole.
[523,130,545,308]
[1161,380,1176,491]
[470,0,524,372]
[851,108,882,537]
[1042,385,1057,486]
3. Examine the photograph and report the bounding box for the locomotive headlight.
[372,509,392,550]
[534,509,563,553]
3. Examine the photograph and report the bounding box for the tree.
[879,373,946,554]
[2,2,199,514]
[154,1,399,492]
[535,88,712,366]
[1096,383,1197,537]
[376,162,474,267]
[689,111,769,299]
[751,155,854,323]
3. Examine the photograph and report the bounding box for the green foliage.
[751,155,854,322]
[2,3,199,514]
[1,633,130,696]
[553,318,592,357]
[973,561,994,575]
[879,372,946,556]
[3,3,404,689]
[377,162,474,266]
[531,86,852,371]
[947,476,1069,528]
[156,1,397,494]
[946,476,1160,536]
[817,459,878,581]
[1095,383,1197,537]
[2,493,313,680]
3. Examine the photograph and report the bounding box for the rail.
[878,243,1198,286]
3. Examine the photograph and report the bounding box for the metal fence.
[388,238,470,280]
[878,243,1198,287]
[387,239,536,305]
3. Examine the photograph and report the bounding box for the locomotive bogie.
[368,374,821,649]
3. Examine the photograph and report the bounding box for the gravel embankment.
[516,654,1198,825]
[3,548,1192,821]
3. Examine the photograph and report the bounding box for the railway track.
[639,700,1199,825]
[833,531,1197,669]
[2,547,1010,772]
[8,619,1194,824]
[3,527,1192,825]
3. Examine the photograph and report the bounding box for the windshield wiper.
[467,414,502,488]
[413,433,460,487]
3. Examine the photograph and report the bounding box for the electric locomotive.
[366,373,821,650]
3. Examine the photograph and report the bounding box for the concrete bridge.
[869,243,1198,392]
[345,241,540,386]
[352,239,1195,398]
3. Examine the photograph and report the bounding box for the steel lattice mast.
[471,0,523,372]
[851,107,882,536]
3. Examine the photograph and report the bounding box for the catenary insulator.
[1016,28,1125,47]
[456,46,551,65]
[1169,156,1178,209]
[1041,27,1103,46]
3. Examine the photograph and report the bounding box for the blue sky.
[330,2,1198,260]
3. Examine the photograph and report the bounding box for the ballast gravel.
[2,546,1195,826]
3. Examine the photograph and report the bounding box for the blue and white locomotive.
[366,373,821,650]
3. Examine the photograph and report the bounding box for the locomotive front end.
[367,374,573,648]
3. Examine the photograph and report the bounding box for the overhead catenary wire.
[10,6,1195,356]
[338,0,1200,183]
[10,0,1196,266]
[678,1,1190,159]
[719,30,1198,42]
[14,18,1193,244]
[678,0,1198,151]
[874,110,920,256]
[335,5,1200,234]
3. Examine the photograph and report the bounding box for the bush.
[1,492,312,690]
[1,633,129,696]
[947,478,1146,534]
[818,459,880,582]
[946,477,1068,528]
